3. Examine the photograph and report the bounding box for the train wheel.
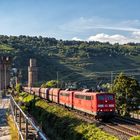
[95,116,98,120]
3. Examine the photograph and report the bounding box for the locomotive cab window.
[75,95,85,99]
[85,96,92,100]
[106,95,113,100]
[75,95,92,100]
[60,93,69,96]
[75,95,84,99]
[97,95,104,100]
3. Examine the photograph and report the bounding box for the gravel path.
[0,96,11,140]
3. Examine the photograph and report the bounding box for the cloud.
[72,37,82,41]
[60,17,140,33]
[86,31,140,44]
[132,31,140,38]
[59,17,111,33]
[90,26,140,32]
[88,33,128,44]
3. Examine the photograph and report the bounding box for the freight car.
[23,87,115,120]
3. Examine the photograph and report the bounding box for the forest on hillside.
[0,35,140,87]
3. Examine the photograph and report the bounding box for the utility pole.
[111,71,113,89]
[0,64,1,92]
[57,71,59,88]
[0,64,2,104]
[111,71,113,84]
[4,64,6,94]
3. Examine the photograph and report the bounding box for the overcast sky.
[0,0,140,44]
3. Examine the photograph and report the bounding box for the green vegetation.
[41,80,58,88]
[16,92,118,140]
[0,44,14,51]
[0,35,140,87]
[7,115,19,140]
[109,73,140,116]
[129,136,140,140]
[15,83,22,94]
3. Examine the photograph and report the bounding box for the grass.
[129,136,140,140]
[7,115,19,140]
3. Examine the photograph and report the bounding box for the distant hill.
[0,35,140,87]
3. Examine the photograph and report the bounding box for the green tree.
[41,80,60,88]
[110,73,140,116]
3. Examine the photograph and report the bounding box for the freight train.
[23,87,116,120]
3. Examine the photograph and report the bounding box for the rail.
[10,95,48,140]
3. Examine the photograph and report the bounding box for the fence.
[10,95,48,140]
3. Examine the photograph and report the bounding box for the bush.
[15,83,22,94]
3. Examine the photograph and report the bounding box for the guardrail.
[10,95,48,140]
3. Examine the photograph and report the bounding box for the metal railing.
[10,95,48,140]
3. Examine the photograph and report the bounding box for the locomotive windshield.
[97,94,114,101]
[106,95,113,100]
[97,95,104,100]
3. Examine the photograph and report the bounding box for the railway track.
[47,101,140,140]
[120,116,140,124]
[65,109,140,139]
[104,121,140,137]
[22,93,139,140]
[113,116,140,130]
[100,116,140,139]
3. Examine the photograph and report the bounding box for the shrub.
[15,83,22,94]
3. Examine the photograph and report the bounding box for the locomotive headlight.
[109,104,114,107]
[98,104,104,107]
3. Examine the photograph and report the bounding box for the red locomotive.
[23,87,115,120]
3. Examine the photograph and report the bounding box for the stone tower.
[28,59,38,87]
[0,56,12,90]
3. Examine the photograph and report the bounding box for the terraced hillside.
[0,35,140,87]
